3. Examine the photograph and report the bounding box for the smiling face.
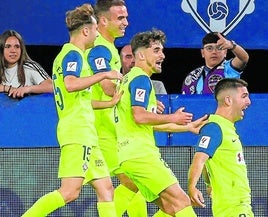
[217,85,251,123]
[143,41,165,75]
[3,36,22,68]
[230,86,251,122]
[100,5,128,40]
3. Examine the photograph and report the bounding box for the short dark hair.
[214,78,248,99]
[130,28,166,54]
[202,32,225,46]
[94,0,125,18]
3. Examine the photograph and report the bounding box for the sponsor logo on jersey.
[236,151,245,164]
[95,57,106,70]
[198,136,210,149]
[135,88,146,102]
[67,62,77,72]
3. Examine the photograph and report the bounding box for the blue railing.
[1,93,268,147]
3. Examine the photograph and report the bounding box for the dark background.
[27,46,268,94]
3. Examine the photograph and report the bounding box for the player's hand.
[156,100,165,114]
[188,187,206,208]
[108,70,123,81]
[173,107,193,125]
[188,114,209,134]
[111,89,123,105]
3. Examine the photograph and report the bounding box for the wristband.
[230,40,237,50]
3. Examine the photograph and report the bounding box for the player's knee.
[59,188,81,203]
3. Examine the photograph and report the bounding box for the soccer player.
[86,0,148,216]
[21,4,122,217]
[188,78,254,216]
[115,28,208,217]
[120,44,167,94]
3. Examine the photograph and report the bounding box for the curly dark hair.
[130,28,166,54]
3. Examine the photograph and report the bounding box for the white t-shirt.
[3,61,50,88]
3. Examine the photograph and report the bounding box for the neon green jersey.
[199,114,252,215]
[52,43,97,146]
[86,34,121,139]
[115,67,159,163]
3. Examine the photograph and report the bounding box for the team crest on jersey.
[208,74,223,92]
[181,0,255,35]
[67,62,77,72]
[236,151,245,164]
[198,136,210,149]
[82,162,88,172]
[95,57,106,70]
[135,88,146,102]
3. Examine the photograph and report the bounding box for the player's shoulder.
[88,45,111,58]
[201,121,221,134]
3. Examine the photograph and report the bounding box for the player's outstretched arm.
[153,114,208,133]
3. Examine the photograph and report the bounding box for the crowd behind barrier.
[0,93,267,216]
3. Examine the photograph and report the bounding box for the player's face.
[121,45,134,75]
[106,5,128,38]
[231,86,251,122]
[201,43,227,68]
[3,36,21,68]
[144,41,165,75]
[86,17,98,48]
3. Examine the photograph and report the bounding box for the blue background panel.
[1,93,268,147]
[154,94,170,146]
[0,0,266,49]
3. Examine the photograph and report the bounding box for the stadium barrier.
[0,93,267,216]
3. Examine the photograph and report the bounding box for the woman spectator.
[0,30,53,98]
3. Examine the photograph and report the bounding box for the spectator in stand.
[181,32,249,94]
[0,30,53,98]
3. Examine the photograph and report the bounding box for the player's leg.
[122,154,197,217]
[120,155,174,216]
[116,173,148,217]
[21,144,85,216]
[21,190,65,217]
[91,177,117,217]
[126,190,148,216]
[88,145,117,217]
[156,183,197,217]
[100,138,148,216]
